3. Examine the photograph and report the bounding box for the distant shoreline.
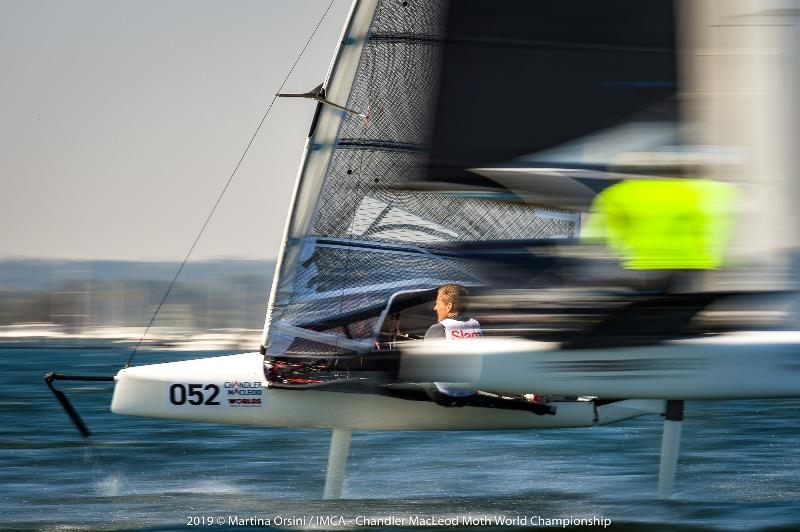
[0,323,262,352]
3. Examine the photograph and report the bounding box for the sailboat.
[48,0,800,500]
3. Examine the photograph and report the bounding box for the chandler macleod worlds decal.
[224,380,263,407]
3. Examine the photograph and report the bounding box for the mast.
[262,0,379,350]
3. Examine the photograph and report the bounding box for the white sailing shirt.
[440,317,483,339]
[424,317,483,397]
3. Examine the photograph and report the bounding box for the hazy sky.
[0,0,350,260]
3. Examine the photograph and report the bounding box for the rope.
[124,0,338,368]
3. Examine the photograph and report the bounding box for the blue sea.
[1,348,798,531]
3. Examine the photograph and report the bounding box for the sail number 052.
[169,383,220,406]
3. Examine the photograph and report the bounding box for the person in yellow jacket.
[582,177,738,271]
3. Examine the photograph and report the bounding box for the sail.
[262,0,577,363]
[425,0,680,202]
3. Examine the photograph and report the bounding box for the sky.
[0,0,350,261]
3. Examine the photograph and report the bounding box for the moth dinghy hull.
[109,351,666,498]
[110,352,663,431]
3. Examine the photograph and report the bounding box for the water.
[1,348,798,531]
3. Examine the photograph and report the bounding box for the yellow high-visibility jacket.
[582,178,738,270]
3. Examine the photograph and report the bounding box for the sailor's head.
[434,284,468,322]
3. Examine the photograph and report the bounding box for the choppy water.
[0,348,798,531]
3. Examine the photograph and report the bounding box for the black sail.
[426,0,679,190]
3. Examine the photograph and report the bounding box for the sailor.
[582,176,738,288]
[424,284,556,415]
[424,284,482,402]
[425,284,483,341]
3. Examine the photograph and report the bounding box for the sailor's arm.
[424,323,445,340]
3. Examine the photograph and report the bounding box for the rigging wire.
[124,0,338,369]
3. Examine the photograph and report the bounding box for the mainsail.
[426,0,679,186]
[262,0,678,368]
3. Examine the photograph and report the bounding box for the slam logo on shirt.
[450,330,482,339]
[442,318,483,340]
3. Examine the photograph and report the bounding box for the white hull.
[110,353,662,430]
